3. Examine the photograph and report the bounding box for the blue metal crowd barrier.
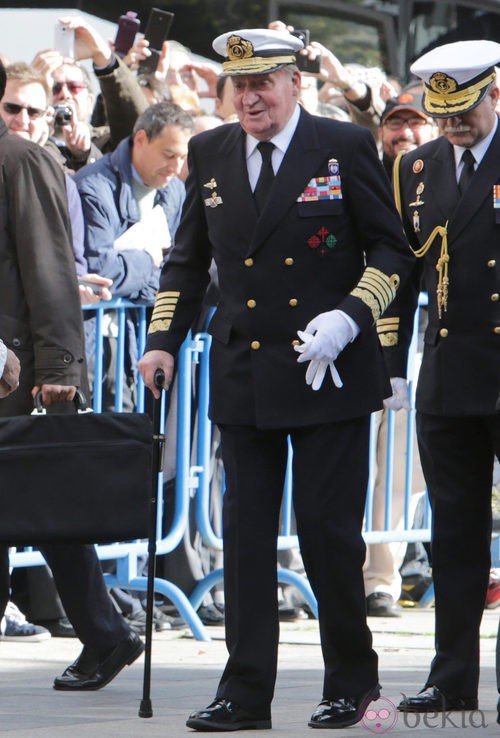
[10,294,440,639]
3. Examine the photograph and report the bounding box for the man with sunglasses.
[34,16,148,173]
[48,61,101,170]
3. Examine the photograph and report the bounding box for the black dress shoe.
[366,592,402,618]
[53,631,144,691]
[398,686,478,712]
[186,698,271,731]
[309,684,381,729]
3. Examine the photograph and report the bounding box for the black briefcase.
[0,392,153,544]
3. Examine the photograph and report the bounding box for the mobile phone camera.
[53,103,73,126]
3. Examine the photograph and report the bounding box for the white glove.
[294,309,359,363]
[305,358,343,391]
[383,377,411,411]
[295,331,343,390]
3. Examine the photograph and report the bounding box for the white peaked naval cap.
[212,28,303,76]
[410,39,500,117]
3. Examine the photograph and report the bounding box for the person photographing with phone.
[33,16,148,172]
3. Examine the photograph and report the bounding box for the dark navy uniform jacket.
[146,107,415,428]
[384,130,500,417]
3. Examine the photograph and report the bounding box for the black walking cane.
[139,368,165,718]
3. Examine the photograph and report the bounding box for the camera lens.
[54,105,72,126]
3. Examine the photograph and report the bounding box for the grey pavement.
[0,607,499,737]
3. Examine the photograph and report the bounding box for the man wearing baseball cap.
[379,87,437,177]
[383,39,500,714]
[139,27,413,730]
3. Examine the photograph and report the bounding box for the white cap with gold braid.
[212,28,303,76]
[410,39,500,117]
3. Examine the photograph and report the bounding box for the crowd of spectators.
[5,13,493,655]
[0,12,426,643]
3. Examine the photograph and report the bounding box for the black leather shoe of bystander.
[53,631,144,691]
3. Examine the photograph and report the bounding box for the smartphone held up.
[114,11,141,58]
[138,7,175,74]
[291,29,322,75]
[54,22,75,59]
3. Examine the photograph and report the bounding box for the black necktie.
[254,141,275,213]
[458,149,475,196]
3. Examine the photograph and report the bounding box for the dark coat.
[0,121,85,416]
[146,107,415,428]
[387,130,500,416]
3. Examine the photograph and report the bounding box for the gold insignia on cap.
[227,35,254,61]
[220,33,297,75]
[429,72,458,94]
[423,70,495,117]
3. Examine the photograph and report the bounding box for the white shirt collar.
[453,114,498,170]
[245,104,301,160]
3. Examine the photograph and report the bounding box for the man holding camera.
[34,16,148,173]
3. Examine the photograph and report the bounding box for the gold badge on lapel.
[203,178,217,190]
[410,182,425,207]
[204,192,223,208]
[328,158,340,175]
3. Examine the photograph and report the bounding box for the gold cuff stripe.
[351,287,382,321]
[379,332,398,347]
[148,319,172,334]
[155,296,178,304]
[148,291,181,334]
[151,308,175,319]
[377,317,400,327]
[155,291,180,300]
[352,267,399,320]
[222,55,296,74]
[377,325,399,334]
[359,272,395,306]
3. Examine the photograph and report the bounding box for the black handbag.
[0,391,153,544]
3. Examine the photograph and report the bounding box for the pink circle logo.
[362,696,398,733]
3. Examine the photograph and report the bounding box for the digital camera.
[53,103,73,126]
